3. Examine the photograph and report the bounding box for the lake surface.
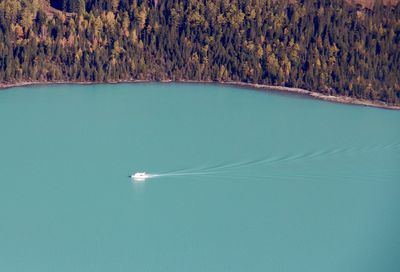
[0,83,399,271]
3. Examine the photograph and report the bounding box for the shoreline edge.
[1,80,399,110]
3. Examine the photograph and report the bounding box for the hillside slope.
[1,0,399,105]
[346,0,399,8]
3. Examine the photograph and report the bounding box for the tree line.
[0,0,399,104]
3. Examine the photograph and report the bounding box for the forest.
[0,0,399,104]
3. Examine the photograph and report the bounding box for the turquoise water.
[0,83,399,271]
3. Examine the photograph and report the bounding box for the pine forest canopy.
[0,0,399,105]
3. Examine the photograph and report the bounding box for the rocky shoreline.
[1,80,399,110]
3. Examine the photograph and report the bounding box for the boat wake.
[130,142,400,182]
[130,171,219,182]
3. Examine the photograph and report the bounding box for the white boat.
[131,172,149,181]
